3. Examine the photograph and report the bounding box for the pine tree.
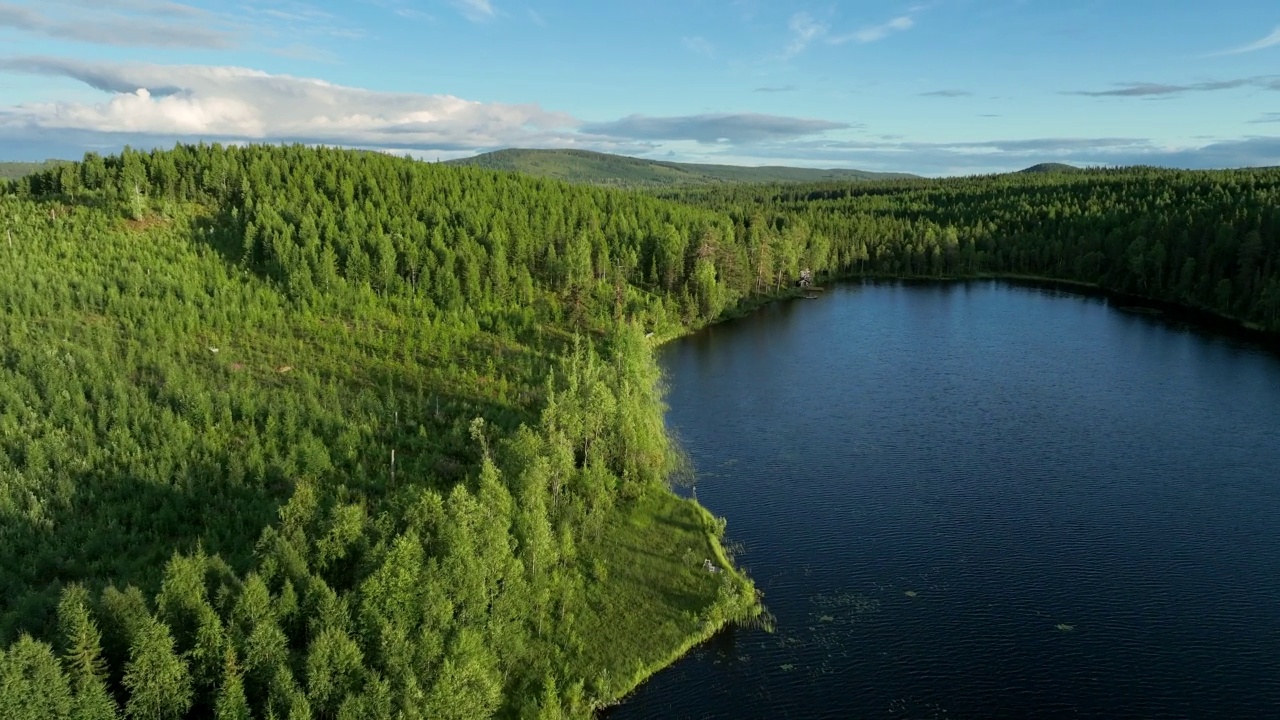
[122,618,193,720]
[0,635,74,720]
[57,586,120,720]
[213,647,251,720]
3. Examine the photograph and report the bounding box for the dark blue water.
[611,281,1280,720]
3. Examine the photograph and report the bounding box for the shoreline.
[593,500,759,714]
[604,266,1278,715]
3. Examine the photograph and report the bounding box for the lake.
[610,280,1280,720]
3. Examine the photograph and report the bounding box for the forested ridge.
[662,166,1280,332]
[1,145,1278,720]
[0,161,68,181]
[445,149,914,187]
[0,145,760,720]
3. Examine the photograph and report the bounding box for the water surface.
[612,280,1280,720]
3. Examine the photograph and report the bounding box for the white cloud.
[832,15,915,45]
[45,0,207,18]
[241,1,368,42]
[451,0,494,22]
[1068,76,1280,97]
[1208,26,1280,56]
[0,0,234,48]
[0,57,851,158]
[0,57,579,149]
[782,7,923,59]
[580,113,849,144]
[783,12,827,59]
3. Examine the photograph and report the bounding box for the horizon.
[1,1,1278,176]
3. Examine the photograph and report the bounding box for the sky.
[0,0,1278,175]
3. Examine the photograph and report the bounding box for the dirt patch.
[122,215,172,232]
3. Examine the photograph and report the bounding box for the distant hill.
[1017,163,1084,175]
[446,148,916,186]
[0,160,68,180]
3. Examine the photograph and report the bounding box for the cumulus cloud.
[6,57,1272,177]
[579,113,849,144]
[1068,77,1276,97]
[0,57,580,149]
[0,1,233,48]
[1208,26,1280,56]
[0,57,854,159]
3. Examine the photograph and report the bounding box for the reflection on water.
[608,280,1280,720]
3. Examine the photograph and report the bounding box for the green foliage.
[1016,163,1085,174]
[57,586,120,720]
[304,627,365,714]
[213,648,251,720]
[0,160,69,181]
[664,167,1280,332]
[0,635,74,720]
[2,144,759,719]
[422,628,502,720]
[122,618,193,720]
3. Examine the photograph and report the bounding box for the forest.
[1,145,1278,719]
[659,166,1280,332]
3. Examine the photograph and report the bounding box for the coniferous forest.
[1,145,1278,720]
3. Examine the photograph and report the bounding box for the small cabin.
[797,269,814,287]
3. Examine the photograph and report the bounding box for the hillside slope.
[1016,162,1084,174]
[446,148,915,186]
[0,145,760,720]
[0,160,67,180]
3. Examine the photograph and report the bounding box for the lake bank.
[604,268,1279,717]
[612,280,1280,719]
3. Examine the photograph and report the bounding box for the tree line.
[661,167,1280,331]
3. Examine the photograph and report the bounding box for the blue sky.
[0,0,1278,175]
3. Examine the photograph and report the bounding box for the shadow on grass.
[0,459,280,646]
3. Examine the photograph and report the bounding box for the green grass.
[570,490,758,708]
[447,148,916,187]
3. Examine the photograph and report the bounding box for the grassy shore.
[574,490,758,712]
